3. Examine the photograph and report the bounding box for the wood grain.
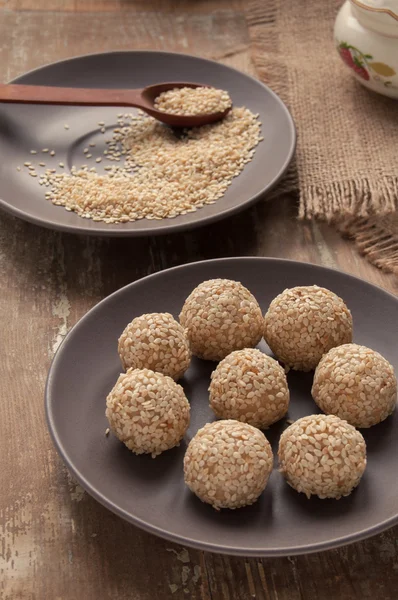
[0,0,243,12]
[0,1,397,599]
[0,9,249,84]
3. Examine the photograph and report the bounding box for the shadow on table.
[0,192,299,302]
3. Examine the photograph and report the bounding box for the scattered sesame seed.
[59,162,65,168]
[24,162,31,167]
[42,148,49,153]
[50,150,55,156]
[64,124,69,130]
[16,166,21,172]
[95,157,102,163]
[89,142,96,147]
[105,428,110,437]
[38,104,262,223]
[39,162,46,167]
[30,150,37,155]
[100,127,106,133]
[84,148,89,153]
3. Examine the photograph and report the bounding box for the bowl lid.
[350,0,398,22]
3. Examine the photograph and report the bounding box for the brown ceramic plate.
[0,51,295,236]
[45,258,398,556]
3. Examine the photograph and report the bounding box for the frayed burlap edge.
[337,215,398,275]
[244,0,398,275]
[299,177,398,221]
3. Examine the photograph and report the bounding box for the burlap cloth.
[245,0,398,274]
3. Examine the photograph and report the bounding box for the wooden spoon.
[0,82,231,128]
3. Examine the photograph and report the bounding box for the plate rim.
[0,49,296,237]
[45,257,398,556]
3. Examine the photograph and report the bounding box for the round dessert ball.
[209,348,289,428]
[263,285,353,371]
[278,414,366,499]
[118,312,191,380]
[179,279,263,361]
[183,420,273,510]
[312,343,397,428]
[106,368,190,457]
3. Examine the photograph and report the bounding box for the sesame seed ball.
[278,414,366,499]
[118,312,191,380]
[312,344,397,428]
[184,420,273,509]
[209,349,289,428]
[105,368,190,458]
[263,285,353,371]
[179,279,263,361]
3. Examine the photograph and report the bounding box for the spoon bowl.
[140,82,231,127]
[0,81,232,128]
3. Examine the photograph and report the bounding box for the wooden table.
[1,1,397,599]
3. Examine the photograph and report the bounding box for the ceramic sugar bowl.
[335,0,398,98]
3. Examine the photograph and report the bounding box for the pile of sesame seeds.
[209,348,290,428]
[154,86,232,116]
[21,105,262,224]
[183,420,273,510]
[105,368,190,458]
[263,285,353,372]
[118,312,191,381]
[278,414,367,499]
[179,279,264,361]
[312,344,397,428]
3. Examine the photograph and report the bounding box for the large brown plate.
[45,258,398,556]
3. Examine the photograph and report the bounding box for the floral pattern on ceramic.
[334,0,398,98]
[337,41,397,88]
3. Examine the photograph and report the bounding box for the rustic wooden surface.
[0,1,397,599]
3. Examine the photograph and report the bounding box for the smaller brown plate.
[45,258,398,556]
[0,51,295,236]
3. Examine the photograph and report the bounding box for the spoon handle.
[0,84,144,107]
